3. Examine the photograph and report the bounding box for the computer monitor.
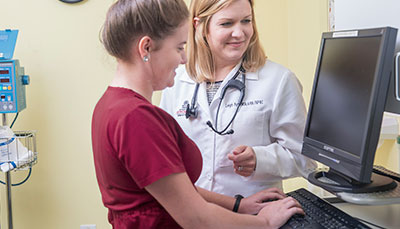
[303,27,398,193]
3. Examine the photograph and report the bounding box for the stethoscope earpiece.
[187,65,246,135]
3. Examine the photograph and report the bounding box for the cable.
[354,217,387,229]
[0,168,32,186]
[9,112,19,128]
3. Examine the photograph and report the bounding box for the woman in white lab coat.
[160,0,317,198]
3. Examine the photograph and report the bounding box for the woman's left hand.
[228,145,257,177]
[238,187,286,214]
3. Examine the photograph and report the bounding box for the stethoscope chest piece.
[185,101,198,119]
[186,83,200,119]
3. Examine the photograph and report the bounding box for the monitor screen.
[302,27,397,185]
[308,36,381,157]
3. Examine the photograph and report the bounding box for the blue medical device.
[0,29,29,113]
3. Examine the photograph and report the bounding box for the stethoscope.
[185,65,246,135]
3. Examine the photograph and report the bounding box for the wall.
[283,0,329,192]
[0,0,347,228]
[287,0,328,104]
[0,0,114,228]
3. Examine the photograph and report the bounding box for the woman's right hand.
[257,197,304,228]
[239,187,286,214]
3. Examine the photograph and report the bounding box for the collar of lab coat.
[178,62,260,84]
[177,62,259,120]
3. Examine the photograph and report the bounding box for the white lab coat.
[160,60,317,197]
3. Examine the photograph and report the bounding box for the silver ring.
[238,166,243,171]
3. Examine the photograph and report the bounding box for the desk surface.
[334,202,400,229]
[306,184,400,228]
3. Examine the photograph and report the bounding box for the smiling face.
[150,22,189,90]
[206,0,254,67]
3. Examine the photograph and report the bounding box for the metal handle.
[395,52,400,101]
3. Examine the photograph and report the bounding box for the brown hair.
[101,0,189,62]
[187,0,266,82]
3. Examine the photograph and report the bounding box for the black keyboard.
[280,188,371,229]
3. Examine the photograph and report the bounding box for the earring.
[143,56,149,62]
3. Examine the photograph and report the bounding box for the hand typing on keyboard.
[257,196,305,229]
[238,187,287,214]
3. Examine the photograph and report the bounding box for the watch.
[59,0,84,3]
[233,194,244,212]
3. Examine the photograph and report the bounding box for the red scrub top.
[92,87,202,228]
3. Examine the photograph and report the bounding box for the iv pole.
[2,113,13,229]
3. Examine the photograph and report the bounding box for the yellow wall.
[0,0,114,228]
[284,0,329,192]
[375,139,399,172]
[1,0,396,228]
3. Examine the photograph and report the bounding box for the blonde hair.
[187,0,266,82]
[101,0,189,62]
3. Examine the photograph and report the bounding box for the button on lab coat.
[160,60,316,197]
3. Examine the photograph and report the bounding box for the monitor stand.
[308,169,397,193]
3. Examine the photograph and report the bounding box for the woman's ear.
[193,17,200,29]
[138,36,152,60]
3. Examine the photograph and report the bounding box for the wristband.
[233,194,244,212]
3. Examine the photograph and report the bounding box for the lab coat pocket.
[217,110,267,168]
[216,138,235,168]
[230,110,266,146]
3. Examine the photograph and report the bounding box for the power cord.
[9,112,19,128]
[0,168,32,186]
